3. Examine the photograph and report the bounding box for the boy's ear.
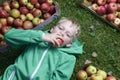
[66,42,73,47]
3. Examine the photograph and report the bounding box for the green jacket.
[0,28,83,80]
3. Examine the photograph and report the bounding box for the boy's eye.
[66,32,72,38]
[58,26,64,30]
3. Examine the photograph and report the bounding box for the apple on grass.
[77,70,88,80]
[105,76,116,80]
[90,74,103,80]
[86,65,97,76]
[96,69,107,79]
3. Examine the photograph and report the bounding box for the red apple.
[2,1,10,7]
[43,13,51,19]
[11,1,20,9]
[10,9,20,18]
[0,18,7,26]
[40,3,50,13]
[20,14,26,21]
[32,17,41,26]
[117,3,120,11]
[86,65,97,76]
[96,6,106,15]
[106,76,116,80]
[32,9,42,17]
[19,7,29,15]
[0,22,3,30]
[106,13,116,21]
[38,0,47,4]
[1,26,12,34]
[26,2,34,10]
[26,13,34,21]
[23,21,33,29]
[97,0,106,6]
[7,16,14,25]
[48,5,56,15]
[29,0,38,4]
[77,70,88,80]
[0,9,9,18]
[34,3,41,9]
[13,18,23,27]
[106,0,117,3]
[107,3,117,13]
[0,41,7,47]
[19,0,28,6]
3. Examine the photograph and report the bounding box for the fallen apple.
[86,65,97,75]
[77,70,88,80]
[96,69,107,79]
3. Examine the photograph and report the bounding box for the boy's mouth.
[56,38,64,46]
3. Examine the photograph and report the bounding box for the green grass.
[0,0,120,80]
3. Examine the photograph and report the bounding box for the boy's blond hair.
[57,17,81,37]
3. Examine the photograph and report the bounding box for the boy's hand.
[42,33,61,47]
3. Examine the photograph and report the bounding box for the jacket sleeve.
[4,28,45,48]
[51,55,76,80]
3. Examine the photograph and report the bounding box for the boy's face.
[50,20,77,47]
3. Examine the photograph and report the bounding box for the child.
[0,17,83,80]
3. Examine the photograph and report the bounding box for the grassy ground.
[0,0,120,80]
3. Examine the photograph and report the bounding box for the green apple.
[32,17,40,26]
[97,69,107,79]
[77,70,88,80]
[90,74,103,80]
[10,9,20,18]
[86,65,97,75]
[26,13,34,21]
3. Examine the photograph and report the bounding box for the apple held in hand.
[77,70,88,80]
[105,76,116,80]
[96,69,107,79]
[86,65,97,75]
